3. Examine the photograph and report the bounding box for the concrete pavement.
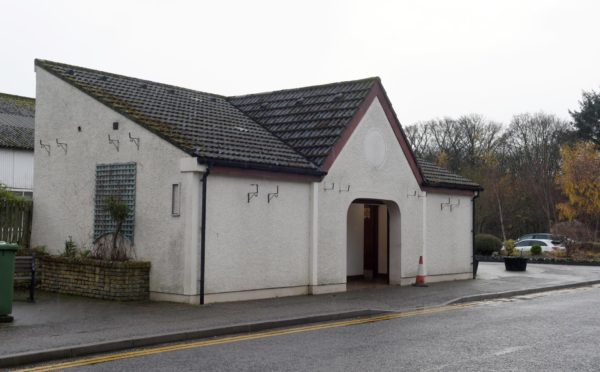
[58,285,600,371]
[2,262,600,368]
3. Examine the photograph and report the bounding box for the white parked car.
[516,233,561,244]
[514,239,565,252]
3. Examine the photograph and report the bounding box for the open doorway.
[347,200,390,289]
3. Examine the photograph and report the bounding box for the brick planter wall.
[40,256,150,301]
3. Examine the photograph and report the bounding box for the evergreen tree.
[570,88,600,147]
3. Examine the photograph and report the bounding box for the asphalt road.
[18,285,600,372]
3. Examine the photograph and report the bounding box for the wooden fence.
[0,199,33,248]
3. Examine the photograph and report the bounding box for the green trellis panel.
[94,162,136,242]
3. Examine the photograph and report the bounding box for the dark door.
[363,205,379,279]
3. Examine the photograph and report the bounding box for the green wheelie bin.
[0,242,19,322]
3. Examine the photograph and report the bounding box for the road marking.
[494,346,529,356]
[14,303,476,372]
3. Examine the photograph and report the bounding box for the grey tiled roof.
[35,60,319,174]
[417,158,481,190]
[0,124,34,150]
[0,93,35,150]
[229,78,377,166]
[34,59,480,190]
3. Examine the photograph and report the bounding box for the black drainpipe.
[472,191,480,279]
[200,167,210,305]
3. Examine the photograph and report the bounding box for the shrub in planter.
[531,245,542,255]
[504,256,528,271]
[504,239,516,256]
[475,234,503,256]
[91,196,134,261]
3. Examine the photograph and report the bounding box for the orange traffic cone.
[413,256,428,287]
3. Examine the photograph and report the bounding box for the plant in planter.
[504,241,528,271]
[91,196,134,261]
[41,197,149,301]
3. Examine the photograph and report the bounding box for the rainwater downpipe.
[200,167,210,305]
[472,191,480,279]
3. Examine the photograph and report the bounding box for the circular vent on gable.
[364,129,387,169]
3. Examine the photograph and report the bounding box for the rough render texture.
[425,193,473,276]
[317,97,425,285]
[32,68,189,295]
[204,174,311,294]
[32,68,473,302]
[317,97,473,286]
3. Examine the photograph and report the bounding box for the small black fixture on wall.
[129,132,140,150]
[55,138,67,154]
[248,184,259,203]
[323,182,335,191]
[39,140,50,155]
[268,185,279,203]
[108,134,119,151]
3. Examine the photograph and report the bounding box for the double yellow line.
[15,303,476,372]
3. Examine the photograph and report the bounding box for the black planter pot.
[504,257,528,271]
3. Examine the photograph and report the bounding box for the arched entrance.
[346,199,401,289]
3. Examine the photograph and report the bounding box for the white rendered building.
[32,60,481,304]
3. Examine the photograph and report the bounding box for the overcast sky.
[2,0,599,126]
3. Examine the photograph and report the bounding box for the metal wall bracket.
[39,140,51,155]
[248,184,259,203]
[441,198,460,211]
[268,185,279,203]
[407,190,425,199]
[338,184,350,193]
[129,132,140,150]
[56,138,67,154]
[323,182,335,191]
[108,134,119,151]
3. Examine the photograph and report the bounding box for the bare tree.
[503,112,571,230]
[405,123,431,158]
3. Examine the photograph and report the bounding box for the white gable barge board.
[32,67,195,298]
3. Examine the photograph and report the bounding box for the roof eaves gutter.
[422,181,484,192]
[194,156,326,178]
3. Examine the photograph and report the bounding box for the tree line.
[405,88,600,242]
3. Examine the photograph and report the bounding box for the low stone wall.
[40,256,150,301]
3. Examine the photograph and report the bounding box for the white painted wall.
[317,97,425,287]
[204,174,312,299]
[32,68,191,296]
[316,97,473,288]
[31,67,473,304]
[346,203,364,276]
[0,148,33,191]
[424,193,473,278]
